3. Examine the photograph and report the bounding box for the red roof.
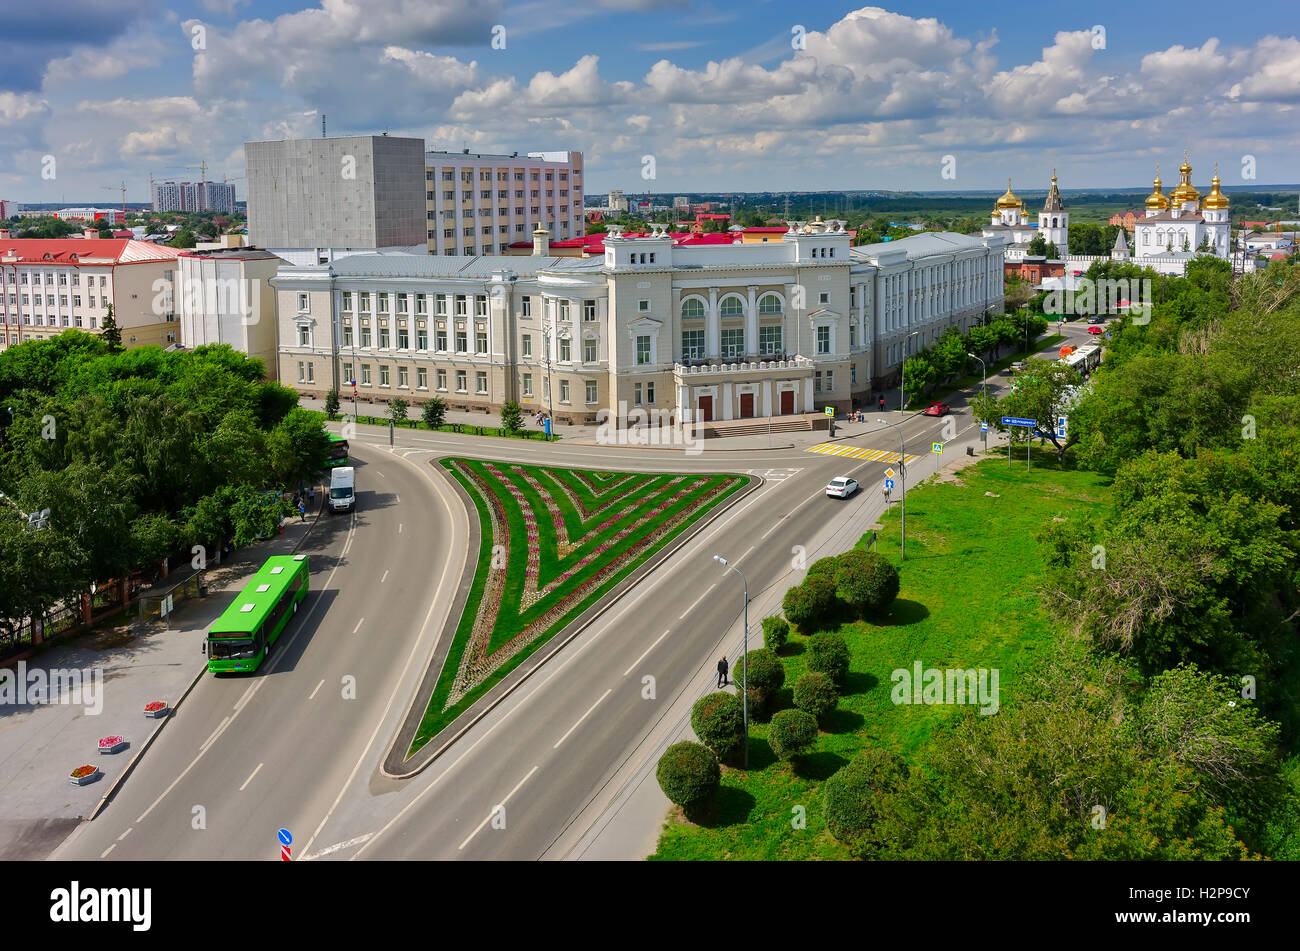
[744,227,790,234]
[0,238,180,265]
[112,229,133,238]
[551,231,742,254]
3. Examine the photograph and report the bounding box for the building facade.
[982,174,1067,262]
[1131,156,1235,274]
[0,238,181,351]
[271,222,1005,420]
[424,149,582,258]
[246,135,427,260]
[151,181,237,213]
[176,247,285,375]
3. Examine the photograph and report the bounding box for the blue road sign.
[1002,416,1038,428]
[884,478,895,490]
[980,421,988,432]
[278,828,293,846]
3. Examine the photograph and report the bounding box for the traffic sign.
[980,421,988,432]
[1002,416,1038,428]
[884,467,895,479]
[824,406,834,417]
[1056,415,1068,438]
[884,478,895,490]
[931,442,942,454]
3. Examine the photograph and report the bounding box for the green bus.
[205,555,310,673]
[326,434,349,468]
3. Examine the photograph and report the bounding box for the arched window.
[681,298,705,319]
[719,296,744,318]
[758,293,782,315]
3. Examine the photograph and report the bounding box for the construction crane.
[102,181,127,217]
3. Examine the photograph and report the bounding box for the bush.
[768,709,819,761]
[782,584,815,629]
[691,692,744,762]
[422,397,447,429]
[793,671,838,722]
[761,615,790,652]
[835,549,900,615]
[389,397,409,425]
[733,648,785,699]
[807,631,851,686]
[323,390,340,420]
[783,573,839,631]
[807,556,839,579]
[656,741,720,808]
[500,400,523,435]
[822,747,910,844]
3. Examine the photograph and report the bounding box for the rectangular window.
[397,294,408,314]
[638,299,650,312]
[559,337,571,362]
[376,294,388,314]
[825,369,834,391]
[819,292,829,304]
[522,333,532,357]
[814,371,822,393]
[379,365,390,387]
[435,294,448,315]
[476,371,487,394]
[397,367,408,388]
[646,382,656,404]
[585,380,597,404]
[297,293,309,312]
[633,383,642,406]
[522,373,533,397]
[436,328,448,351]
[476,329,488,354]
[583,339,597,363]
[636,335,651,365]
[521,296,531,318]
[559,379,570,403]
[721,328,744,358]
[359,325,372,348]
[849,322,856,346]
[360,292,371,313]
[416,327,427,350]
[456,327,467,352]
[455,295,467,316]
[759,326,782,355]
[558,299,570,321]
[298,326,311,347]
[682,329,704,360]
[378,326,390,349]
[397,327,409,350]
[296,361,305,382]
[817,326,830,354]
[456,370,467,393]
[342,291,353,311]
[361,364,372,385]
[582,299,596,321]
[342,362,353,384]
[437,369,447,390]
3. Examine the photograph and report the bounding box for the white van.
[329,466,355,513]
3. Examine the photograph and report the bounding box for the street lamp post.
[543,318,556,441]
[876,418,906,560]
[967,352,986,450]
[713,554,749,768]
[898,330,919,412]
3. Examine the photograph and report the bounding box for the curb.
[380,461,763,779]
[86,485,327,822]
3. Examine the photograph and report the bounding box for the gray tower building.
[245,135,426,259]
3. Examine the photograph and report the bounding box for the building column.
[745,285,758,357]
[706,286,720,358]
[677,382,689,421]
[721,381,733,420]
[597,297,609,362]
[761,378,772,417]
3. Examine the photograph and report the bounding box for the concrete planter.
[69,766,102,786]
[98,737,128,755]
[144,702,169,719]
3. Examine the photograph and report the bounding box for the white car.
[826,476,859,499]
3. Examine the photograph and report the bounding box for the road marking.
[398,523,402,534]
[239,763,263,791]
[380,569,389,584]
[309,679,325,700]
[760,520,783,540]
[738,545,755,562]
[623,629,672,677]
[302,833,373,861]
[117,827,133,842]
[806,443,917,465]
[199,716,231,753]
[396,494,400,503]
[100,844,116,858]
[678,585,713,620]
[554,689,612,750]
[352,617,364,634]
[375,471,386,479]
[458,765,539,851]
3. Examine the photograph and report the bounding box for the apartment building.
[424,150,583,257]
[152,181,237,213]
[271,221,1005,420]
[176,247,285,375]
[0,237,182,351]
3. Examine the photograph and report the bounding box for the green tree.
[500,400,523,435]
[99,306,123,352]
[422,396,447,429]
[793,671,838,723]
[267,407,332,486]
[389,397,409,426]
[807,631,850,686]
[768,709,818,761]
[834,549,899,616]
[691,692,745,763]
[656,742,720,811]
[323,390,340,420]
[823,747,911,850]
[761,614,790,652]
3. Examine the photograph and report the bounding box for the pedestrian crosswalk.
[806,443,918,465]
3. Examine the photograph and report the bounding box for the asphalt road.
[53,334,1074,861]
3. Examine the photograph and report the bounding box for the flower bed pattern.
[410,460,748,753]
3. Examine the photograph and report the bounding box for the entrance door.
[739,393,755,418]
[779,389,795,415]
[698,395,714,422]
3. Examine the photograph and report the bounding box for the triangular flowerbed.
[408,459,748,755]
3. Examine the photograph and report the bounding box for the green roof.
[209,555,307,636]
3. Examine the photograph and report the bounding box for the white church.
[981,172,1069,262]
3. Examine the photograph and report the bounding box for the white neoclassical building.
[1131,154,1236,275]
[271,220,1006,423]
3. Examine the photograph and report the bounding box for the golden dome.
[1170,150,1200,205]
[1145,165,1169,210]
[995,178,1022,209]
[1203,163,1229,210]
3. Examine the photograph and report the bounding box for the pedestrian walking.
[298,499,307,521]
[878,395,886,413]
[716,655,729,688]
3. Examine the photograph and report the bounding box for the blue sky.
[2,0,1298,204]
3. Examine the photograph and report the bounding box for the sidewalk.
[0,494,325,860]
[564,417,1000,860]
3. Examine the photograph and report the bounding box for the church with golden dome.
[981,174,1069,259]
[1132,152,1235,273]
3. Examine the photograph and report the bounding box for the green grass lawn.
[408,460,749,756]
[651,453,1112,860]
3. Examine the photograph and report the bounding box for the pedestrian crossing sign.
[932,442,943,454]
[824,406,834,417]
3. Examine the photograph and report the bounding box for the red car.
[923,402,950,417]
[1087,326,1103,335]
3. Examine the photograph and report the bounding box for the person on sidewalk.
[298,499,307,521]
[716,655,729,688]
[878,395,886,413]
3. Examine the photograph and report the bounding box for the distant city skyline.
[2,1,1298,201]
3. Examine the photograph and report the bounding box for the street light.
[898,330,919,412]
[713,553,749,768]
[542,317,557,441]
[967,352,986,451]
[876,418,906,560]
